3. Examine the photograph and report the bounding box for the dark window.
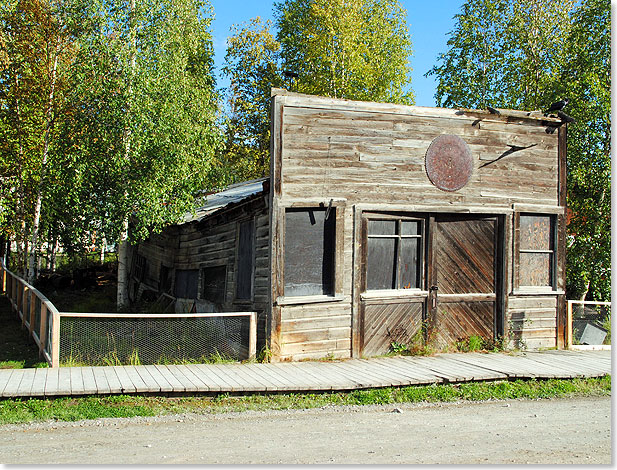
[174,269,199,299]
[519,214,556,287]
[284,208,335,296]
[366,217,423,291]
[159,265,172,293]
[202,265,227,303]
[236,219,255,300]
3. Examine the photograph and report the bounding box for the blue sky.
[209,0,464,107]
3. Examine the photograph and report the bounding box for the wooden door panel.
[435,218,495,294]
[431,301,494,348]
[362,301,423,356]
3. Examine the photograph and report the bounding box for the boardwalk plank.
[174,365,211,392]
[383,357,448,383]
[69,367,84,395]
[190,364,227,393]
[15,368,36,396]
[123,366,150,393]
[29,368,48,397]
[142,365,173,393]
[153,365,186,392]
[452,353,538,378]
[91,367,111,395]
[0,369,14,397]
[80,367,98,395]
[102,366,127,394]
[317,362,376,388]
[267,363,329,391]
[2,370,24,397]
[133,366,162,392]
[436,354,509,380]
[289,362,357,390]
[57,367,73,395]
[333,360,402,387]
[523,353,607,377]
[164,365,200,392]
[0,370,14,397]
[207,364,255,392]
[241,364,294,391]
[367,358,445,385]
[44,367,59,396]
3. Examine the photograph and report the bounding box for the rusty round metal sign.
[425,134,473,191]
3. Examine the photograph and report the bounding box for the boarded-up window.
[236,219,254,300]
[174,269,199,299]
[519,215,555,287]
[284,208,335,296]
[366,217,423,291]
[202,265,227,303]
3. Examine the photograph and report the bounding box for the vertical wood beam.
[556,125,568,349]
[39,303,48,355]
[248,311,257,360]
[51,312,60,368]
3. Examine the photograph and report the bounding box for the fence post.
[248,312,257,360]
[0,264,5,294]
[20,283,26,324]
[29,289,36,334]
[39,303,48,355]
[566,301,573,349]
[51,312,60,367]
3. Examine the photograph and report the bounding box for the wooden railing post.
[248,311,257,360]
[39,303,48,355]
[29,289,36,333]
[51,312,60,368]
[566,301,573,349]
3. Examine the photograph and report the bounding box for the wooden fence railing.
[566,300,611,350]
[1,261,257,367]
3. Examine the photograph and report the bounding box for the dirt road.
[0,396,610,464]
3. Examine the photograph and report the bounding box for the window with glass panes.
[366,217,423,291]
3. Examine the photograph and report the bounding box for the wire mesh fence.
[58,313,255,365]
[2,261,256,367]
[567,301,611,347]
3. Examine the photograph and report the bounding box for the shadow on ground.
[0,296,48,369]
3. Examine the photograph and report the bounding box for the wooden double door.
[360,213,503,356]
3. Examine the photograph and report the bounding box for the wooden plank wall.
[272,92,563,360]
[133,197,270,349]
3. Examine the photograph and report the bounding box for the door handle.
[430,285,438,308]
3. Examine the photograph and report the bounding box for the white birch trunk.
[116,0,137,308]
[28,41,59,283]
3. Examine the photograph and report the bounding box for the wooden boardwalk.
[0,349,610,398]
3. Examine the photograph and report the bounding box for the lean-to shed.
[129,89,568,361]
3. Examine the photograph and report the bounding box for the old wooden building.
[129,89,568,361]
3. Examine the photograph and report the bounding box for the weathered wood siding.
[132,195,270,349]
[270,91,565,360]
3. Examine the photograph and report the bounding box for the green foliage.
[275,0,414,104]
[221,17,283,182]
[427,0,610,301]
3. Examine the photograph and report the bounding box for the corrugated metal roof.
[182,178,268,224]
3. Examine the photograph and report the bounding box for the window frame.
[513,212,558,293]
[363,213,426,293]
[276,200,345,306]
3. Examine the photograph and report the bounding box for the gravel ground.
[0,396,611,464]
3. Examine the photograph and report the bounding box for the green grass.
[0,376,610,425]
